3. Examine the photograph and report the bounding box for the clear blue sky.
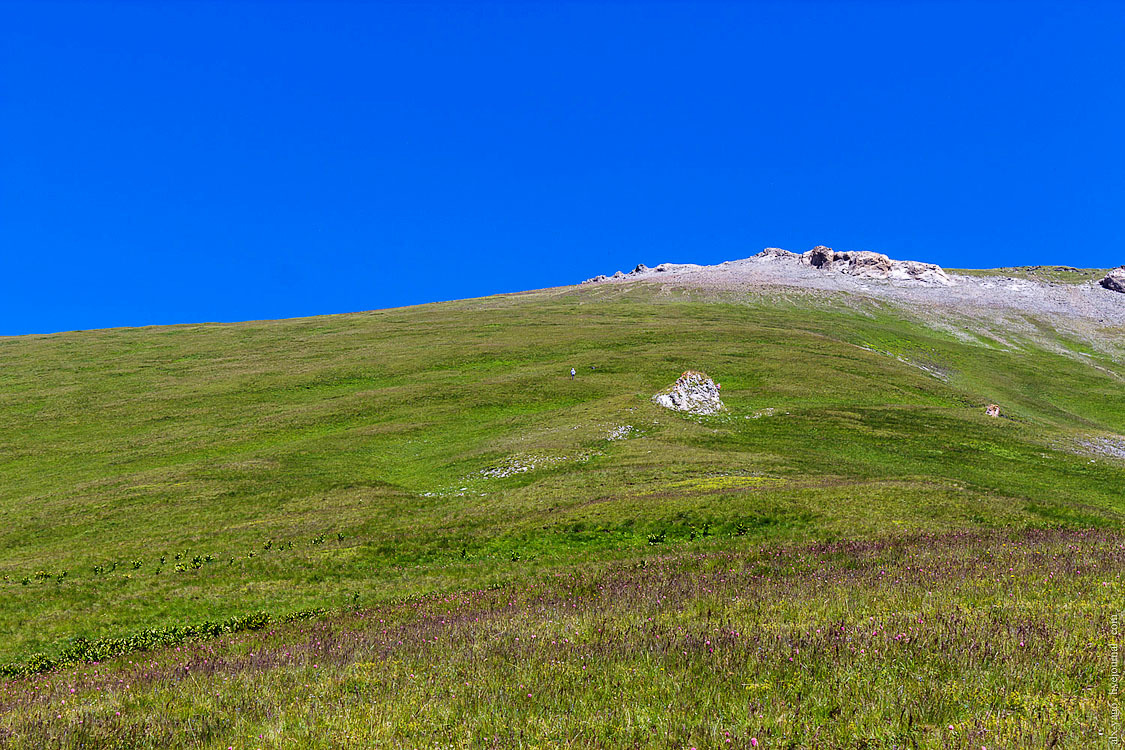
[2,1,1123,334]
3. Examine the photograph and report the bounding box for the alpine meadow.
[1,267,1124,748]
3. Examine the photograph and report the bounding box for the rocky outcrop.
[791,246,951,284]
[582,246,951,286]
[652,370,724,415]
[889,260,952,284]
[583,262,700,284]
[755,247,800,261]
[652,262,703,273]
[582,245,952,285]
[839,250,893,277]
[1100,267,1125,293]
[803,246,836,269]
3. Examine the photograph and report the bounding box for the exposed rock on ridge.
[583,246,951,285]
[1101,267,1125,293]
[576,247,1125,333]
[763,246,952,284]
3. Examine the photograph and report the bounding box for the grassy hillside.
[1,282,1123,747]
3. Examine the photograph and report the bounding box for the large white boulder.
[653,370,724,415]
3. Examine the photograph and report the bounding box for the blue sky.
[2,1,1123,334]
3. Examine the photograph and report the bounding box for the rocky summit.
[786,246,952,285]
[584,246,952,286]
[577,247,1125,330]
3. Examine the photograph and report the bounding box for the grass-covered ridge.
[949,265,1108,284]
[1,285,1124,661]
[0,282,1123,747]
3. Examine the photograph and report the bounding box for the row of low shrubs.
[6,534,348,588]
[0,608,327,679]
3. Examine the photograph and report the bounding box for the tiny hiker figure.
[570,367,576,379]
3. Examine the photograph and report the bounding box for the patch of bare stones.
[477,451,599,479]
[746,407,791,419]
[1077,437,1125,460]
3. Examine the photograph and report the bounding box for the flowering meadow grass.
[2,528,1120,748]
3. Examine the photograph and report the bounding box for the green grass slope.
[1,283,1123,664]
[949,265,1108,284]
[2,283,1125,748]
